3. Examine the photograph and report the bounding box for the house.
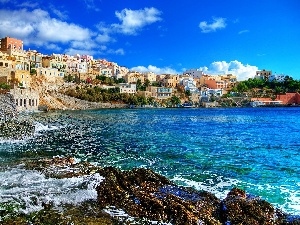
[160,74,179,87]
[184,69,204,79]
[276,93,300,105]
[144,72,157,84]
[125,72,144,84]
[117,83,136,94]
[10,87,39,111]
[255,69,272,80]
[36,67,64,83]
[147,86,172,99]
[268,74,286,82]
[180,76,199,93]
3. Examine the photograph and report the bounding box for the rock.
[221,187,280,225]
[0,120,35,139]
[96,167,221,225]
[0,94,18,121]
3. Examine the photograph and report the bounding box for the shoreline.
[2,157,300,225]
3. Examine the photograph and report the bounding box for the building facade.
[10,87,39,111]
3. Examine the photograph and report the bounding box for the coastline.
[2,157,300,225]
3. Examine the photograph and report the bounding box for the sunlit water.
[1,107,300,215]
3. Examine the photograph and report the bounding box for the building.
[255,69,272,80]
[180,76,199,93]
[268,74,286,82]
[10,70,31,88]
[10,87,39,111]
[27,50,43,70]
[0,37,23,52]
[184,69,204,79]
[36,67,64,83]
[147,86,173,99]
[117,83,136,94]
[160,74,179,87]
[144,72,157,84]
[276,93,300,105]
[125,72,145,84]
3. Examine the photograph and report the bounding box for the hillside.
[30,76,127,110]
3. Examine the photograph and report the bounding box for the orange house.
[276,93,300,105]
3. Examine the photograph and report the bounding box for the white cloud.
[37,19,91,43]
[95,33,114,43]
[0,8,91,46]
[238,29,249,34]
[0,6,162,58]
[107,48,125,55]
[199,60,258,81]
[83,0,100,11]
[65,48,95,56]
[199,17,226,33]
[131,65,179,74]
[113,7,162,35]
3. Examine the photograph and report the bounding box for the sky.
[0,0,299,80]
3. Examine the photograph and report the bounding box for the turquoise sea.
[1,107,300,216]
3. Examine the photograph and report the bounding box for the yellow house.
[10,70,32,88]
[160,74,179,87]
[144,72,157,84]
[125,71,145,83]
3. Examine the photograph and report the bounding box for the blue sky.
[0,0,299,80]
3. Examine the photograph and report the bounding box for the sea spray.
[0,166,104,214]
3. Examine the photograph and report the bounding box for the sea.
[1,107,300,217]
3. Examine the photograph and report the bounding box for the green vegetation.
[65,85,155,106]
[232,76,300,96]
[0,82,10,90]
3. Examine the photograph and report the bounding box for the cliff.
[30,76,127,110]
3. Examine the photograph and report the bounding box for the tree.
[185,90,191,97]
[236,82,248,93]
[170,95,181,106]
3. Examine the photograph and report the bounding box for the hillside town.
[0,36,299,112]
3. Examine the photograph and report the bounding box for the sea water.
[1,107,300,215]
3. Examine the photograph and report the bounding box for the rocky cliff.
[30,76,127,110]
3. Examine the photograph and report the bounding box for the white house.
[117,83,136,94]
[184,69,204,79]
[268,74,286,82]
[180,77,199,93]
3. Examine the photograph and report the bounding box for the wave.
[0,167,104,214]
[34,122,60,133]
[171,174,300,216]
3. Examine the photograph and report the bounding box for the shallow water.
[1,107,300,215]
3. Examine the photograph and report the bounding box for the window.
[0,62,2,66]
[24,99,26,107]
[20,99,22,106]
[29,99,31,106]
[15,99,18,106]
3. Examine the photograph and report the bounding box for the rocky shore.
[3,157,299,225]
[0,94,35,139]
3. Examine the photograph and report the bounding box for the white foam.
[34,122,59,133]
[172,174,300,215]
[0,167,104,214]
[171,174,240,200]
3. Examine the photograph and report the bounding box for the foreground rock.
[0,120,35,139]
[0,94,18,121]
[97,167,300,225]
[0,94,35,139]
[15,158,300,225]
